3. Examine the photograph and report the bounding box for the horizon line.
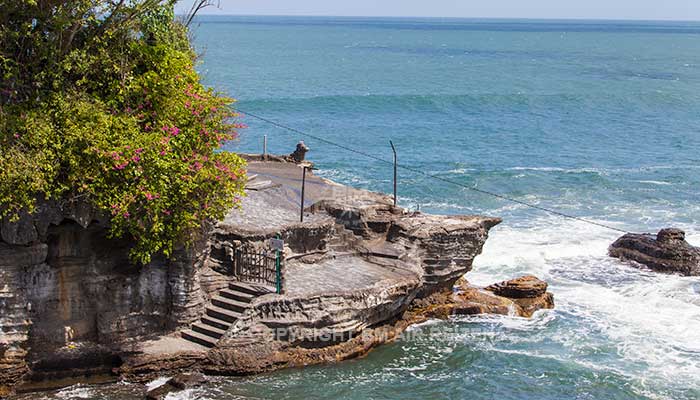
[184,13,700,23]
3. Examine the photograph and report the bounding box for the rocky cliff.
[0,200,209,394]
[1,159,552,396]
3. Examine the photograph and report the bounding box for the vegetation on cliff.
[0,0,246,263]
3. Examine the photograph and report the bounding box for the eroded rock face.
[388,214,502,296]
[609,228,700,276]
[0,201,208,394]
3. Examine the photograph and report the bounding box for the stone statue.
[288,141,309,163]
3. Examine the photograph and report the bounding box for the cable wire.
[238,109,629,234]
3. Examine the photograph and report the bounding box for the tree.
[0,0,247,264]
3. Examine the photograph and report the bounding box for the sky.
[175,0,700,21]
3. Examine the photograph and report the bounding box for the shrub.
[0,0,247,264]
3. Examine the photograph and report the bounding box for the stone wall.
[208,278,421,374]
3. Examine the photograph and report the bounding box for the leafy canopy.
[0,0,247,264]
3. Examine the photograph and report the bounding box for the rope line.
[238,109,629,234]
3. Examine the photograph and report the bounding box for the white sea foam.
[470,216,700,395]
[145,376,171,392]
[55,385,93,399]
[638,180,672,186]
[165,389,204,400]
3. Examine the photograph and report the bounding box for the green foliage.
[0,0,247,264]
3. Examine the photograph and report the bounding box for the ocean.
[19,16,700,400]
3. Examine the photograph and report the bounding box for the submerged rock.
[145,373,207,400]
[609,228,700,276]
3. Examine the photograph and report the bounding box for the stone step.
[201,315,230,331]
[229,281,273,296]
[211,296,248,313]
[206,305,243,323]
[192,322,227,339]
[219,288,254,303]
[181,329,217,348]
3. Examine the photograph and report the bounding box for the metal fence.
[232,248,282,291]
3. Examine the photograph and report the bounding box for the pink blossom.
[163,209,172,215]
[123,212,130,219]
[131,155,141,163]
[135,148,144,154]
[13,133,20,139]
[114,162,128,170]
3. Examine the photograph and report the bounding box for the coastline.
[1,156,556,397]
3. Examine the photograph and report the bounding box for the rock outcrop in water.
[609,228,700,276]
[413,276,554,320]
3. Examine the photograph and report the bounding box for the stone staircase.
[327,224,363,254]
[181,281,272,348]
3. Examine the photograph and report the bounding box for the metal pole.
[390,140,397,208]
[275,233,282,294]
[300,166,307,223]
[263,135,268,160]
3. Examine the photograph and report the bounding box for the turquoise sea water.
[21,17,700,400]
